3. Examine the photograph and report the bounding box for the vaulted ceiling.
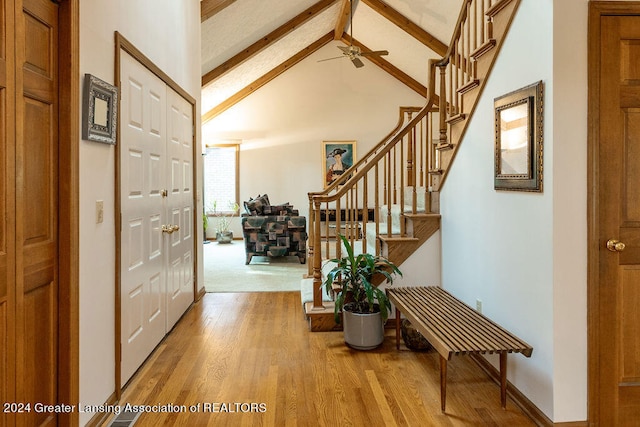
[200,0,463,123]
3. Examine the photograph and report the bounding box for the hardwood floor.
[116,292,537,426]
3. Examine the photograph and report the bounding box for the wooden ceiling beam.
[202,0,338,87]
[361,0,448,56]
[341,34,427,98]
[334,0,351,40]
[201,0,237,22]
[202,32,335,124]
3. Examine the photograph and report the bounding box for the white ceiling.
[201,0,463,116]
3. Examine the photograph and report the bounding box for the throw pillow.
[244,194,270,215]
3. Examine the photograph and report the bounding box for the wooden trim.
[114,32,199,396]
[201,0,237,22]
[201,0,338,86]
[116,33,196,105]
[83,392,118,427]
[113,31,123,403]
[57,0,80,425]
[361,0,448,56]
[196,286,206,302]
[587,5,602,425]
[334,0,350,40]
[202,32,335,123]
[341,34,428,97]
[470,354,558,426]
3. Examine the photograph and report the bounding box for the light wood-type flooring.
[115,292,537,426]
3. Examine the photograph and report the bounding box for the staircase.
[304,0,522,331]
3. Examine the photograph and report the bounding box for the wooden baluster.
[383,151,388,206]
[439,63,448,147]
[323,202,329,257]
[307,199,314,277]
[335,198,341,259]
[312,200,323,309]
[466,0,471,79]
[386,150,392,237]
[362,174,368,252]
[374,163,380,255]
[473,0,478,52]
[453,43,458,114]
[407,110,414,187]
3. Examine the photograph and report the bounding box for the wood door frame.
[587,2,640,424]
[57,0,80,425]
[114,32,198,396]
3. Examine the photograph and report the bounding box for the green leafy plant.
[203,209,209,232]
[323,235,402,323]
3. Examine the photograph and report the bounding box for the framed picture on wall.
[322,141,356,188]
[494,80,543,192]
[82,73,119,145]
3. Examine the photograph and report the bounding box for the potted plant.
[203,209,209,243]
[212,201,239,244]
[323,235,402,350]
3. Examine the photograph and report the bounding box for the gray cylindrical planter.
[342,308,384,350]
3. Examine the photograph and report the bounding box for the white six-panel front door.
[165,88,194,330]
[120,51,194,385]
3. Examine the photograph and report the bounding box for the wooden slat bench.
[386,286,533,412]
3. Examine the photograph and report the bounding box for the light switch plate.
[96,200,104,224]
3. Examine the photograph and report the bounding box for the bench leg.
[395,307,401,350]
[440,355,447,413]
[500,352,507,409]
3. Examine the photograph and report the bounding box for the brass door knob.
[162,225,174,234]
[606,239,626,252]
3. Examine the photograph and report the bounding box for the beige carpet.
[203,240,307,292]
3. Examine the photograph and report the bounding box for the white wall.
[440,0,588,422]
[79,2,202,425]
[203,40,426,220]
[552,0,588,421]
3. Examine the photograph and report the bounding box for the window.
[204,143,239,214]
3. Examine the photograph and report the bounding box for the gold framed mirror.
[494,80,543,192]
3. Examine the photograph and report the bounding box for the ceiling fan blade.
[337,45,350,54]
[360,50,389,57]
[318,55,348,63]
[351,57,364,68]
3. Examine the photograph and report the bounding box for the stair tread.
[403,213,441,219]
[378,235,420,243]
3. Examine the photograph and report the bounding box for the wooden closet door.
[16,0,59,425]
[592,11,640,425]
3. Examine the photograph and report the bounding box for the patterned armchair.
[241,194,307,265]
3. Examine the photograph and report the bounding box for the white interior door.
[119,51,194,384]
[165,88,194,330]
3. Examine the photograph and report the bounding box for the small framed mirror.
[494,81,543,192]
[82,74,119,145]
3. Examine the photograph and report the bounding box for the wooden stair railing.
[306,0,521,316]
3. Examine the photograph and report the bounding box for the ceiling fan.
[318,0,389,68]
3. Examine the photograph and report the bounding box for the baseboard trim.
[470,354,551,426]
[469,354,586,427]
[196,286,206,301]
[84,391,118,427]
